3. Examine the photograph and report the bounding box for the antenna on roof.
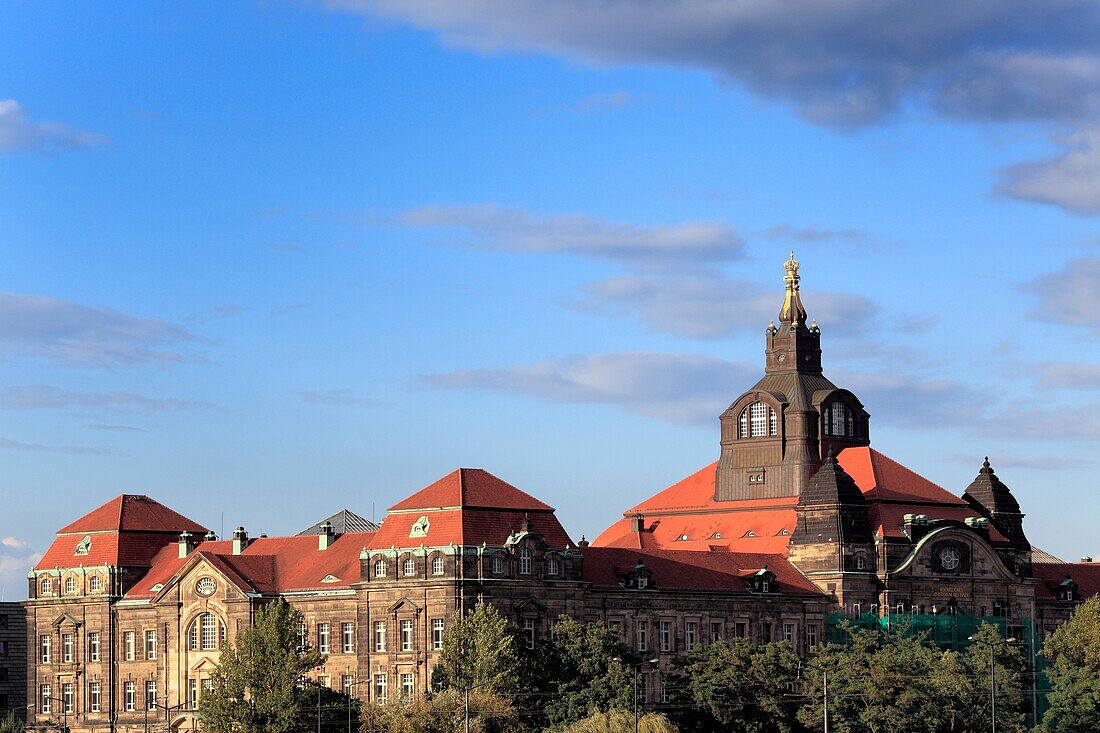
[220,512,224,540]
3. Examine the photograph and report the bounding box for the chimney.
[318,521,335,551]
[630,514,645,534]
[178,531,196,559]
[1082,556,1093,563]
[232,526,249,555]
[203,531,217,542]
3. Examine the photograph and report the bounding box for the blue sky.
[3,1,1100,597]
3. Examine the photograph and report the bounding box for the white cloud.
[1023,257,1100,330]
[1,537,27,549]
[0,99,107,154]
[396,204,745,269]
[0,292,196,367]
[0,384,206,412]
[573,274,878,339]
[999,125,1100,215]
[0,547,42,600]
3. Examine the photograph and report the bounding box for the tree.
[1040,595,1100,733]
[431,602,523,697]
[666,637,801,733]
[562,709,678,733]
[0,713,24,733]
[529,615,635,729]
[955,623,1027,733]
[199,598,326,733]
[359,689,518,733]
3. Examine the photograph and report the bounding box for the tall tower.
[714,254,869,501]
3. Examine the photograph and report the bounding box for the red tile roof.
[837,447,968,505]
[1032,562,1100,601]
[388,468,553,512]
[369,507,573,549]
[58,494,208,535]
[582,547,821,595]
[124,532,375,599]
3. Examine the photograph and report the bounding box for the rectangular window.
[342,675,355,697]
[41,684,51,714]
[710,622,722,644]
[298,622,308,650]
[319,675,330,689]
[0,641,5,656]
[639,672,649,704]
[432,619,445,651]
[762,623,772,644]
[686,622,697,652]
[374,621,386,652]
[188,679,198,710]
[522,619,535,650]
[401,673,414,697]
[318,623,330,654]
[146,630,157,660]
[807,624,818,649]
[660,675,669,704]
[124,631,135,661]
[40,635,51,664]
[373,674,387,702]
[636,621,648,652]
[63,633,74,663]
[89,632,100,662]
[782,623,795,643]
[401,620,413,652]
[124,681,135,712]
[62,682,74,714]
[146,680,157,711]
[342,622,354,654]
[90,681,101,713]
[659,621,671,652]
[735,622,748,639]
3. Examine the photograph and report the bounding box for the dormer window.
[519,547,532,575]
[546,554,559,576]
[40,577,52,595]
[824,402,855,438]
[373,559,386,578]
[492,554,504,574]
[739,402,779,438]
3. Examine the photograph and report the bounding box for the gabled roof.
[124,531,375,600]
[582,547,822,595]
[388,468,554,512]
[297,509,379,536]
[58,494,207,535]
[368,507,573,549]
[1032,562,1100,601]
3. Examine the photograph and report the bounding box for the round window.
[195,577,217,597]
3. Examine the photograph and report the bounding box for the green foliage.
[359,689,519,733]
[666,637,801,733]
[432,602,523,697]
[528,615,635,729]
[0,713,24,733]
[562,709,678,733]
[1041,596,1100,732]
[798,623,1026,733]
[199,598,326,733]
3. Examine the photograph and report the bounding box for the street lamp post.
[968,635,1017,733]
[613,657,659,733]
[342,674,367,733]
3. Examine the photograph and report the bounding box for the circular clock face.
[195,577,217,597]
[939,548,961,571]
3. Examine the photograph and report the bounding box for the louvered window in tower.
[825,402,854,438]
[744,402,777,437]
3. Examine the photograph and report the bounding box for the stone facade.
[19,255,1100,733]
[0,602,27,721]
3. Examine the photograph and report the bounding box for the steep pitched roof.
[297,509,379,536]
[962,458,1023,515]
[837,447,968,505]
[1032,562,1100,601]
[388,468,553,512]
[369,507,573,549]
[58,494,207,535]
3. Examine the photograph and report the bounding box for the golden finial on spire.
[779,251,807,326]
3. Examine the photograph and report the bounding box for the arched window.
[189,613,225,651]
[432,556,445,575]
[738,402,779,438]
[40,577,52,595]
[824,402,855,438]
[89,575,102,593]
[519,547,532,575]
[492,555,503,574]
[402,558,415,577]
[64,577,76,594]
[546,554,559,576]
[373,559,386,578]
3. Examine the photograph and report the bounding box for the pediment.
[514,596,548,613]
[388,597,421,614]
[52,613,82,629]
[190,656,221,672]
[151,553,255,603]
[893,526,1017,582]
